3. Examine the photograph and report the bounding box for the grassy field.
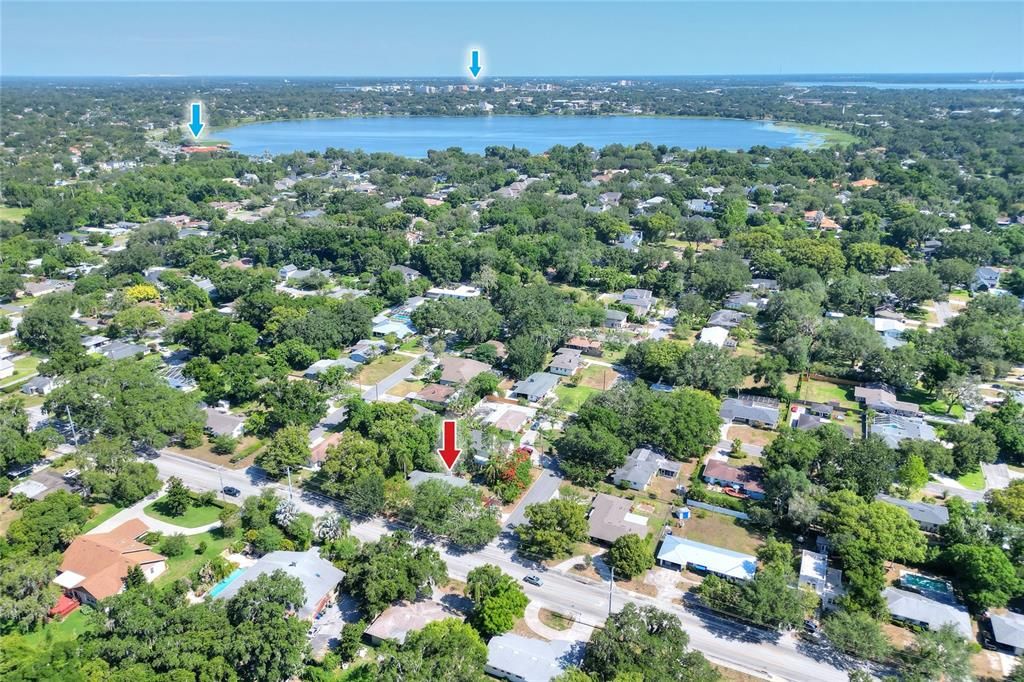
[554,384,599,414]
[898,387,966,418]
[357,354,412,385]
[956,470,985,491]
[683,512,764,555]
[170,435,263,470]
[144,497,233,528]
[20,609,93,647]
[157,530,236,584]
[81,503,120,532]
[387,379,425,397]
[538,608,573,631]
[727,424,776,447]
[0,206,30,223]
[799,378,859,409]
[577,363,619,391]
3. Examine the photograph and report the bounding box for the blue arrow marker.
[469,50,481,78]
[188,102,204,138]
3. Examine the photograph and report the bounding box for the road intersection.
[153,450,861,682]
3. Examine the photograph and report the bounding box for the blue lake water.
[788,80,1024,90]
[216,116,824,157]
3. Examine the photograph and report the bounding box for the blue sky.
[2,1,1021,77]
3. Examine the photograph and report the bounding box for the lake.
[216,116,824,157]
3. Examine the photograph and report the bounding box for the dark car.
[523,575,543,587]
[222,486,241,497]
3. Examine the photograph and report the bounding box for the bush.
[211,435,238,455]
[181,422,204,449]
[160,533,190,557]
[196,540,208,555]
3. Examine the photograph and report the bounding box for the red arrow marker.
[437,420,461,471]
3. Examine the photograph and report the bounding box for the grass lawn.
[21,609,93,647]
[683,512,764,555]
[145,497,234,528]
[898,387,966,418]
[554,384,599,414]
[157,530,236,584]
[799,378,859,410]
[0,206,30,223]
[387,379,424,397]
[81,503,120,532]
[170,435,263,470]
[399,338,424,353]
[601,346,628,363]
[957,470,985,491]
[577,363,619,391]
[727,424,777,448]
[538,608,573,631]
[357,354,412,385]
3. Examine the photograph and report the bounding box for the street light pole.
[286,466,293,500]
[218,466,225,500]
[65,405,79,449]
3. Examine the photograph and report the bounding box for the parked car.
[63,469,80,480]
[523,575,543,587]
[222,486,241,497]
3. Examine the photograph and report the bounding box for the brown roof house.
[53,519,166,606]
[439,357,492,385]
[587,493,649,545]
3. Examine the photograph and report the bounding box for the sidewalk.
[87,488,221,537]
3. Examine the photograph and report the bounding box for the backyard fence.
[685,499,750,520]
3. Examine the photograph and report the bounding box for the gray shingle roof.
[884,587,971,638]
[876,495,949,527]
[213,548,344,620]
[486,634,583,682]
[990,612,1024,650]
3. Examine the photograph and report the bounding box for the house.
[414,383,455,405]
[854,383,921,417]
[303,358,358,379]
[724,291,765,312]
[425,285,481,300]
[565,336,602,356]
[707,309,748,329]
[851,178,880,189]
[373,319,415,339]
[510,372,560,403]
[685,199,714,214]
[213,548,344,620]
[0,358,13,379]
[798,550,845,612]
[616,230,643,252]
[876,495,949,532]
[598,191,622,206]
[697,326,729,349]
[548,348,581,377]
[612,447,681,491]
[619,289,654,316]
[408,470,471,488]
[884,587,972,639]
[656,535,757,581]
[204,407,245,439]
[439,357,491,385]
[749,278,779,292]
[972,266,1003,291]
[796,413,855,438]
[364,600,457,644]
[871,413,937,449]
[603,308,628,328]
[96,340,148,361]
[702,459,765,500]
[53,519,166,606]
[720,395,780,429]
[21,375,56,396]
[485,634,584,682]
[350,339,387,364]
[989,611,1024,656]
[388,264,422,283]
[587,493,648,544]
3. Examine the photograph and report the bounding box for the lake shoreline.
[211,113,848,157]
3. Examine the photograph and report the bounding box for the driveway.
[505,469,562,529]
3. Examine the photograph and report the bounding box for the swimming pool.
[901,572,951,595]
[208,567,245,598]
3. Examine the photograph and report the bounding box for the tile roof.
[58,520,164,602]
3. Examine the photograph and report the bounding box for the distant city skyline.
[2,1,1022,78]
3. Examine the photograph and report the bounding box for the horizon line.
[2,71,1023,80]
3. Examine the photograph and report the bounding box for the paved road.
[152,451,860,682]
[360,354,424,402]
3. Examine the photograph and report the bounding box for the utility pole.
[286,466,293,500]
[218,466,225,500]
